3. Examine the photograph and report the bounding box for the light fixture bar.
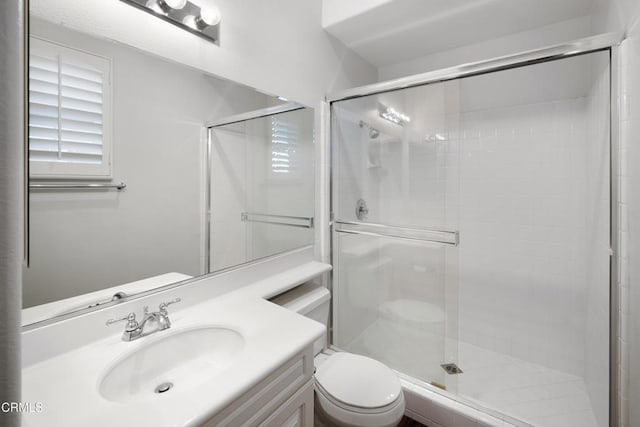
[120,0,220,44]
[378,102,411,126]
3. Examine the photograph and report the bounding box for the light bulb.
[145,0,164,13]
[183,15,198,29]
[164,0,187,9]
[199,6,221,26]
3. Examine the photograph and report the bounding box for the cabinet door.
[201,348,314,426]
[261,379,314,427]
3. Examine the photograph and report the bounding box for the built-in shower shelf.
[441,363,463,375]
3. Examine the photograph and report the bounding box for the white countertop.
[22,259,331,427]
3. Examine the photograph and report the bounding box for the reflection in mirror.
[208,107,315,272]
[23,16,314,325]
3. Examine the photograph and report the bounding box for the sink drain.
[155,382,173,394]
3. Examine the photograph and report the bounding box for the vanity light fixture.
[183,5,221,30]
[378,103,411,126]
[121,0,221,44]
[155,0,187,13]
[424,133,448,142]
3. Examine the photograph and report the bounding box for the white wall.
[23,19,272,308]
[591,1,640,426]
[322,0,391,28]
[0,0,23,424]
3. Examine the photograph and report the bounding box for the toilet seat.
[315,385,405,427]
[315,352,402,408]
[314,352,405,427]
[315,380,403,414]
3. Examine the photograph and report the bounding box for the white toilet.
[271,283,405,427]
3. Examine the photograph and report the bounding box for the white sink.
[99,326,244,403]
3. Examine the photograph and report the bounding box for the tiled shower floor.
[345,321,599,427]
[456,342,598,427]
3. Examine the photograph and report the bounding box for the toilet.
[270,283,405,427]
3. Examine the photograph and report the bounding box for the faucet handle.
[106,312,139,332]
[159,298,181,314]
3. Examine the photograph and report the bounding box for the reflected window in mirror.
[29,37,112,179]
[271,116,299,175]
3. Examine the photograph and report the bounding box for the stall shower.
[330,45,613,427]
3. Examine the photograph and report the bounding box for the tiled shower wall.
[618,34,637,427]
[592,1,640,424]
[455,98,610,371]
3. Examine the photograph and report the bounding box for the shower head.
[359,120,380,139]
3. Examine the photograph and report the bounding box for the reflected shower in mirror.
[208,107,315,272]
[23,15,314,325]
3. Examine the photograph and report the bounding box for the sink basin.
[99,326,244,403]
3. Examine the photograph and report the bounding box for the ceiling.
[323,0,596,67]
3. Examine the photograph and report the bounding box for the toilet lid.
[315,353,402,409]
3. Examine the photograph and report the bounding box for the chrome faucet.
[106,298,181,342]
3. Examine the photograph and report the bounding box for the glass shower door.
[331,49,611,427]
[331,81,461,391]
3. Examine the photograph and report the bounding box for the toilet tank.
[270,282,330,355]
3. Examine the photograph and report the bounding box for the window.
[270,116,299,175]
[29,37,112,178]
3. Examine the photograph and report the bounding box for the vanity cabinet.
[261,380,314,427]
[202,346,315,426]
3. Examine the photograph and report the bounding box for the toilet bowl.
[314,352,405,427]
[270,283,405,427]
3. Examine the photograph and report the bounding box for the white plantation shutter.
[270,117,299,175]
[29,37,112,178]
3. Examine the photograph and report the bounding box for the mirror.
[23,10,315,325]
[208,107,315,272]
